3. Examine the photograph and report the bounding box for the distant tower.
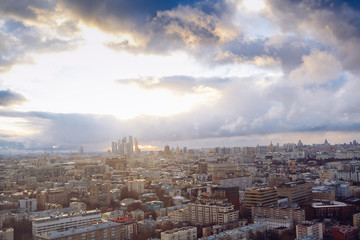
[42,147,48,165]
[50,147,54,163]
[111,142,117,153]
[324,139,329,145]
[298,140,303,147]
[176,146,180,155]
[164,145,171,156]
[121,137,127,154]
[134,137,140,155]
[79,146,84,155]
[269,142,275,152]
[128,136,134,154]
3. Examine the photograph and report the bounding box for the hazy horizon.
[1,0,360,151]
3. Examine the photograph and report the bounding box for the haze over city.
[1,0,360,151]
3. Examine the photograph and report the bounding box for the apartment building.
[161,226,197,240]
[296,221,324,240]
[252,206,306,224]
[89,183,111,206]
[277,180,311,204]
[187,202,239,225]
[32,210,101,238]
[35,221,125,240]
[245,187,278,211]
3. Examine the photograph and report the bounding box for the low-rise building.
[252,206,305,224]
[19,198,37,212]
[296,221,324,240]
[0,228,14,240]
[161,226,197,240]
[332,225,358,240]
[35,221,125,240]
[32,210,101,238]
[353,213,360,228]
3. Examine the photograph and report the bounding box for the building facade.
[32,210,101,238]
[277,180,311,204]
[89,183,111,206]
[161,226,197,240]
[35,221,125,240]
[187,203,239,225]
[296,222,324,240]
[245,187,278,211]
[252,206,306,224]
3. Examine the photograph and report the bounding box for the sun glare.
[242,0,265,12]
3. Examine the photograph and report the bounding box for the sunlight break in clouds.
[0,0,360,149]
[242,0,266,12]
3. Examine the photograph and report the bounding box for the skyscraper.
[164,145,171,155]
[122,137,127,154]
[128,135,134,154]
[111,142,117,154]
[134,137,140,155]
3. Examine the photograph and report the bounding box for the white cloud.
[289,50,342,85]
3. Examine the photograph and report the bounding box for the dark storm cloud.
[62,0,199,32]
[0,0,56,19]
[0,89,26,106]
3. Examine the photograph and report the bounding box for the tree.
[120,187,139,200]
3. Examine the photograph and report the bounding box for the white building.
[254,217,292,229]
[32,210,101,238]
[19,198,37,212]
[188,203,239,225]
[170,208,188,223]
[161,226,197,240]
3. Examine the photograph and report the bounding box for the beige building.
[207,162,238,177]
[187,203,239,225]
[312,188,335,201]
[90,183,111,206]
[252,206,306,224]
[127,179,146,194]
[245,187,278,211]
[353,213,360,228]
[170,208,189,223]
[37,189,69,209]
[161,226,197,240]
[277,180,311,204]
[0,228,14,240]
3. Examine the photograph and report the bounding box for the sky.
[1,0,360,151]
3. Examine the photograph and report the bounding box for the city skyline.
[1,0,360,151]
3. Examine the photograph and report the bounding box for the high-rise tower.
[128,136,134,154]
[134,137,140,155]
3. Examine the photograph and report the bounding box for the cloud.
[264,0,360,73]
[1,0,360,149]
[289,50,343,85]
[117,75,230,94]
[0,89,26,106]
[0,0,56,19]
[0,1,83,72]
